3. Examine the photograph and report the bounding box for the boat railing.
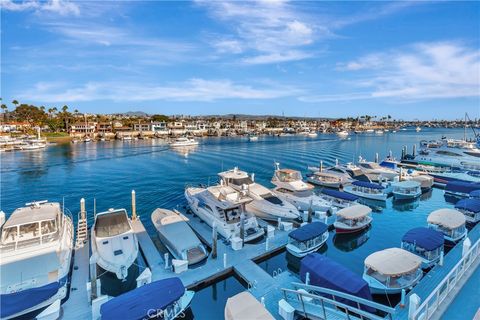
[412,237,480,320]
[282,282,396,320]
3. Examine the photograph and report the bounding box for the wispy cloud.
[19,78,302,103]
[302,42,480,102]
[1,0,80,16]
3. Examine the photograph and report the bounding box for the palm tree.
[12,100,19,110]
[62,105,68,113]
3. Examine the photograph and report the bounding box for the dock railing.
[282,282,396,320]
[412,237,480,320]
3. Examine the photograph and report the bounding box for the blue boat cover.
[402,227,444,251]
[352,180,385,190]
[379,160,397,170]
[470,190,480,199]
[321,189,358,201]
[300,253,374,313]
[445,181,480,195]
[455,199,480,213]
[100,278,185,320]
[0,275,67,318]
[289,222,328,242]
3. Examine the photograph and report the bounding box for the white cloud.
[19,79,302,103]
[242,51,312,65]
[1,0,79,16]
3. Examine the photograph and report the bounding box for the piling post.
[80,198,86,221]
[240,213,245,244]
[320,160,323,172]
[408,294,421,320]
[439,250,444,266]
[131,190,137,221]
[375,152,379,163]
[223,253,227,268]
[412,144,417,158]
[463,237,472,257]
[400,289,406,308]
[212,223,218,259]
[164,253,169,269]
[305,272,310,285]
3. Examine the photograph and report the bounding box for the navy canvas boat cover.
[321,189,358,201]
[289,222,328,242]
[352,181,385,190]
[100,278,185,320]
[445,181,480,195]
[402,227,444,251]
[300,253,374,313]
[455,199,480,213]
[470,190,480,199]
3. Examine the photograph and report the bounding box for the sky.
[1,0,479,120]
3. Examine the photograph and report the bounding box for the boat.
[0,201,74,320]
[100,277,194,320]
[306,165,352,188]
[454,198,480,226]
[363,248,422,294]
[416,126,422,132]
[337,130,349,138]
[307,132,318,138]
[185,184,264,242]
[343,181,389,201]
[334,204,372,234]
[444,181,480,198]
[286,222,329,257]
[427,209,467,246]
[300,253,375,312]
[83,136,92,143]
[319,189,359,209]
[218,167,302,222]
[122,135,133,141]
[151,208,208,265]
[225,291,274,320]
[365,129,374,133]
[271,164,332,213]
[401,227,444,269]
[391,180,421,200]
[399,169,434,191]
[329,162,373,182]
[357,157,399,182]
[375,130,384,134]
[91,208,139,280]
[169,137,199,147]
[470,190,480,199]
[248,135,258,142]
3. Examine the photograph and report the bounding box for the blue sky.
[1,0,479,120]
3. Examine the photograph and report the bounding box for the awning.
[402,227,444,251]
[446,181,480,195]
[364,248,421,276]
[100,278,185,320]
[321,189,358,201]
[455,199,480,213]
[352,181,385,190]
[392,181,421,188]
[289,222,328,242]
[428,209,466,229]
[225,291,274,320]
[336,204,372,220]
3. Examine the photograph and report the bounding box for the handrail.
[412,237,480,320]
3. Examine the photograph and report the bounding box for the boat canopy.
[402,227,444,251]
[289,222,328,242]
[445,181,480,195]
[455,199,480,213]
[100,278,185,320]
[352,181,384,190]
[365,248,421,276]
[321,189,358,201]
[336,204,372,220]
[470,190,480,199]
[300,253,374,312]
[3,202,60,228]
[428,209,466,229]
[225,291,274,320]
[392,181,420,188]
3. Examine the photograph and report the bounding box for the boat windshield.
[262,194,283,205]
[365,267,420,289]
[95,211,131,237]
[360,163,380,170]
[278,171,301,182]
[1,218,59,249]
[230,177,253,186]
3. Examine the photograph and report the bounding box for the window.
[19,223,40,238]
[41,220,57,235]
[230,177,253,186]
[2,227,17,243]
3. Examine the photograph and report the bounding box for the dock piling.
[261,297,265,306]
[164,253,169,269]
[408,294,421,320]
[223,253,227,268]
[212,223,217,259]
[131,190,137,221]
[305,272,310,285]
[320,160,323,172]
[462,237,471,257]
[400,289,406,308]
[439,250,444,266]
[308,200,313,223]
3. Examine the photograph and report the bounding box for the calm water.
[0,128,470,318]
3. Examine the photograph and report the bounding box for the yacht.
[248,134,258,142]
[185,184,264,242]
[445,181,480,198]
[401,227,444,269]
[427,209,467,247]
[225,291,274,320]
[91,208,139,280]
[151,208,208,265]
[286,222,329,257]
[391,181,422,200]
[363,248,422,294]
[218,167,302,222]
[0,201,74,319]
[399,169,434,191]
[329,161,373,182]
[170,137,199,147]
[306,163,352,188]
[334,204,373,234]
[357,157,399,182]
[337,130,349,138]
[308,132,318,138]
[271,164,332,213]
[416,126,422,132]
[455,198,480,226]
[343,181,389,201]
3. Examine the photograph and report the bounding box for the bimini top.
[402,227,444,251]
[455,199,480,213]
[428,209,466,229]
[225,291,274,320]
[3,202,60,228]
[100,278,185,320]
[352,181,385,190]
[470,190,480,199]
[300,253,374,312]
[446,181,480,194]
[218,167,250,180]
[336,204,372,220]
[392,180,421,188]
[289,222,328,242]
[321,189,358,201]
[365,248,421,276]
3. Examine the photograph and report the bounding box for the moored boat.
[427,209,467,246]
[334,204,372,234]
[169,137,199,147]
[286,222,329,257]
[445,181,480,198]
[343,181,389,201]
[470,190,480,199]
[337,130,349,138]
[392,180,422,200]
[225,291,274,320]
[401,227,444,269]
[319,189,359,209]
[454,198,480,226]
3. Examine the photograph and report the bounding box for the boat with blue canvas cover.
[401,227,444,269]
[470,190,480,199]
[318,189,358,209]
[100,277,194,320]
[300,253,375,312]
[286,222,329,257]
[427,209,467,247]
[343,181,389,201]
[455,198,480,226]
[444,181,480,198]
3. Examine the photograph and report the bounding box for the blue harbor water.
[0,128,472,318]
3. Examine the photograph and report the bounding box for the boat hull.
[334,223,370,234]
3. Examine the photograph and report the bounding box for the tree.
[12,100,19,109]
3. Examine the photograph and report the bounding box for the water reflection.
[392,199,420,211]
[360,199,387,212]
[420,189,433,201]
[171,145,198,158]
[333,228,370,252]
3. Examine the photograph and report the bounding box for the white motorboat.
[318,189,359,209]
[427,209,467,247]
[151,208,208,265]
[337,130,349,138]
[308,132,318,137]
[401,227,444,269]
[219,167,302,221]
[225,291,274,320]
[391,180,421,200]
[0,201,74,319]
[329,161,373,182]
[248,135,259,142]
[455,198,480,225]
[286,222,329,257]
[416,126,422,132]
[271,163,332,213]
[375,130,384,134]
[363,248,422,294]
[399,169,434,191]
[357,157,399,182]
[185,184,264,242]
[91,208,139,280]
[306,162,352,188]
[170,137,199,147]
[343,181,390,201]
[334,204,372,234]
